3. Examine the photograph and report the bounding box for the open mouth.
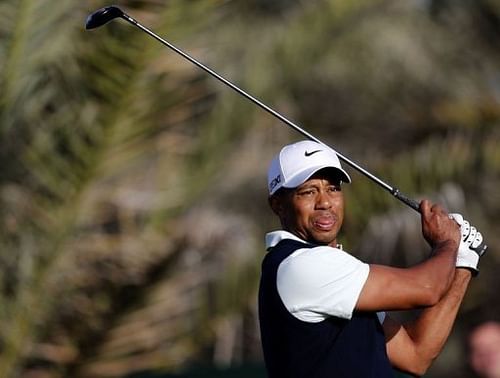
[313,215,336,231]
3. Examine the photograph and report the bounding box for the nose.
[315,189,332,210]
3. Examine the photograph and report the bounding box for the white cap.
[267,140,351,195]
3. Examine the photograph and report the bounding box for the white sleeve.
[277,246,369,322]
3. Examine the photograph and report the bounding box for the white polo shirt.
[266,230,385,323]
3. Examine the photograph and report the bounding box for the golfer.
[259,140,485,377]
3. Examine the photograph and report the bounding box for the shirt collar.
[265,230,344,251]
[265,230,307,250]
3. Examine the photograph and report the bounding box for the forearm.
[359,240,459,311]
[409,239,459,302]
[405,269,471,365]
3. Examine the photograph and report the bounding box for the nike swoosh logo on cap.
[304,150,322,157]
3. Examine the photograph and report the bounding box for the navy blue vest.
[259,239,394,378]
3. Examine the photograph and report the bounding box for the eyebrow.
[296,182,319,190]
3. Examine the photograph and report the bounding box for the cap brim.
[284,165,351,189]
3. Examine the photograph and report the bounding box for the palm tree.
[0,0,254,376]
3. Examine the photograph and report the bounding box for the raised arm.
[383,268,472,376]
[356,200,460,311]
[382,212,485,376]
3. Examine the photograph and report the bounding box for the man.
[259,140,485,377]
[468,321,500,378]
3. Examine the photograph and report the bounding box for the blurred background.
[0,0,499,377]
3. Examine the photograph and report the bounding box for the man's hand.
[420,200,460,250]
[449,213,486,276]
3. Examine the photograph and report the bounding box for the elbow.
[404,364,429,377]
[414,359,433,377]
[402,355,435,377]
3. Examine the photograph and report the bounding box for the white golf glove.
[449,213,486,276]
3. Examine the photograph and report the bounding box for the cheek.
[288,200,314,224]
[333,195,345,212]
[290,204,309,222]
[338,200,345,218]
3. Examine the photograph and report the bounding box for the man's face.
[270,169,345,247]
[469,322,500,378]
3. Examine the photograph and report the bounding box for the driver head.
[85,6,124,30]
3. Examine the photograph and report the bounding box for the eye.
[328,185,341,193]
[297,188,316,196]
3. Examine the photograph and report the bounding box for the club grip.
[391,188,420,212]
[392,188,489,257]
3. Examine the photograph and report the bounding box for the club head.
[85,5,124,30]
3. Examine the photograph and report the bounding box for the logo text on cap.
[269,175,281,192]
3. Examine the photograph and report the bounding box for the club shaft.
[120,13,420,212]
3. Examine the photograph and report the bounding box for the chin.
[310,232,337,246]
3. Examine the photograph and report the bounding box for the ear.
[268,194,284,217]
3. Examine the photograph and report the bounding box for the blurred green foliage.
[0,0,499,377]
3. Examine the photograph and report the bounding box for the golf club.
[85,6,417,207]
[85,6,487,255]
